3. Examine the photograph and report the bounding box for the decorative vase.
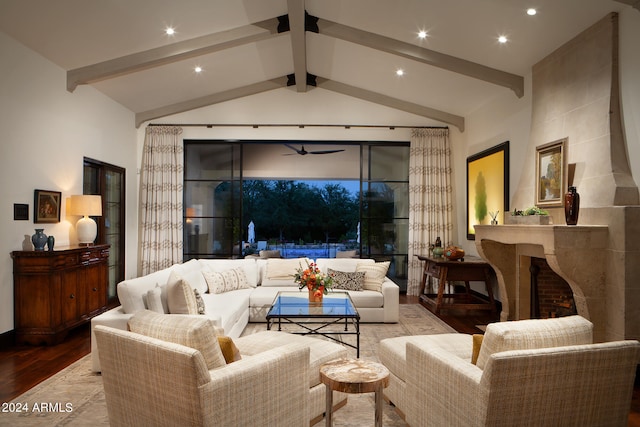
[31,229,48,251]
[47,235,55,251]
[564,186,580,225]
[308,288,324,303]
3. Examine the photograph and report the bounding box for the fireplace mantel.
[474,224,609,340]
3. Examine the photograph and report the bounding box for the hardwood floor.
[1,298,638,426]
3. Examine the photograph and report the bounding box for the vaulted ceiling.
[0,0,633,130]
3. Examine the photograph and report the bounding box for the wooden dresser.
[11,244,110,345]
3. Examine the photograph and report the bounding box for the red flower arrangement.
[293,260,334,298]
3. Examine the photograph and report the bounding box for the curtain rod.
[147,123,448,130]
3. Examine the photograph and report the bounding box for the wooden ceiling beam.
[287,0,308,92]
[67,18,282,92]
[317,19,524,98]
[613,0,640,11]
[316,77,465,132]
[135,78,288,128]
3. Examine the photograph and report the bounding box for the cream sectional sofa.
[91,256,400,372]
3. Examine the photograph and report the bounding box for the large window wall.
[183,140,409,291]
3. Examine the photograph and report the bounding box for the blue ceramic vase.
[32,229,48,251]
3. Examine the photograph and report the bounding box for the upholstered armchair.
[380,316,640,427]
[94,318,310,426]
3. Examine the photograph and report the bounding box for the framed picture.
[467,141,509,240]
[34,189,62,223]
[535,138,567,207]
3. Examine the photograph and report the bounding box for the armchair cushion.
[476,315,593,369]
[128,310,226,370]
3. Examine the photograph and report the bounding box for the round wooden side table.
[320,358,390,427]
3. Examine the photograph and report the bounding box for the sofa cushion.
[128,310,226,370]
[201,288,252,334]
[262,258,310,287]
[344,289,383,308]
[199,259,259,288]
[234,330,348,388]
[174,259,208,295]
[356,261,390,293]
[328,268,365,291]
[166,271,199,315]
[476,315,593,370]
[118,266,176,314]
[202,267,250,294]
[315,258,374,273]
[379,334,472,382]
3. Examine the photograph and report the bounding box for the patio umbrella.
[248,221,255,244]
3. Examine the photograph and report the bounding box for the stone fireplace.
[473,13,640,343]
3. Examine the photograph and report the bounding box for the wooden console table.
[416,254,496,314]
[12,244,110,345]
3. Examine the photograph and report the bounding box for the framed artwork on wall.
[34,189,61,223]
[535,138,567,208]
[466,141,509,240]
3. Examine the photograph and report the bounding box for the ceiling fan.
[283,144,345,156]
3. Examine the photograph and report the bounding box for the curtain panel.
[139,126,184,276]
[407,128,453,296]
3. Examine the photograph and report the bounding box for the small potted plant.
[505,206,552,225]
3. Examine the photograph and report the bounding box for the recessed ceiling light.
[194,66,202,73]
[418,30,428,39]
[165,27,175,35]
[396,69,405,76]
[527,8,537,16]
[498,35,508,44]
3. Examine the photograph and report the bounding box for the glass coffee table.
[266,291,361,357]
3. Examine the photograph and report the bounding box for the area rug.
[5,304,456,427]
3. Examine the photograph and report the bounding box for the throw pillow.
[202,267,250,294]
[166,271,199,314]
[128,310,226,370]
[328,268,365,291]
[355,261,390,293]
[471,334,484,365]
[193,289,206,315]
[261,258,309,286]
[144,285,167,313]
[217,336,242,363]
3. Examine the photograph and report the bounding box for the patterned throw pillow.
[193,289,206,315]
[202,267,250,294]
[328,268,365,291]
[355,261,390,293]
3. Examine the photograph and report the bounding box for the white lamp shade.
[68,195,102,216]
[76,216,98,244]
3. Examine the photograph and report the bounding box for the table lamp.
[69,195,102,245]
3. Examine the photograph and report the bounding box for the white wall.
[0,32,138,335]
[619,8,640,184]
[458,7,640,256]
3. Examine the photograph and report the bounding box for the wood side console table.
[416,254,496,314]
[12,244,110,345]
